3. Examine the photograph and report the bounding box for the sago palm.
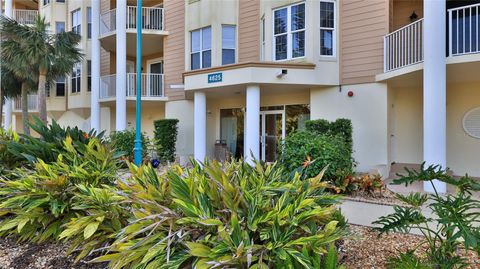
[0,16,82,126]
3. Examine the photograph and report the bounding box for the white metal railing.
[100,74,117,99]
[100,6,164,35]
[14,9,38,25]
[384,19,424,72]
[127,73,164,97]
[13,94,38,111]
[449,3,480,56]
[99,73,164,100]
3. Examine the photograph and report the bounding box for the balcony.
[383,3,480,74]
[14,9,38,25]
[99,6,166,56]
[13,94,38,112]
[99,73,166,101]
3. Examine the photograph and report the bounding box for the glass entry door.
[260,110,285,162]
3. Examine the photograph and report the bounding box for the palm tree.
[0,16,82,126]
[0,66,22,129]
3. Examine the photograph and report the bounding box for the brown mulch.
[340,225,480,269]
[344,187,409,207]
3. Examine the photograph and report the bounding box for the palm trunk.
[21,83,30,136]
[38,73,48,125]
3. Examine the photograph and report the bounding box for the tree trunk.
[38,73,48,125]
[21,83,30,136]
[0,90,4,130]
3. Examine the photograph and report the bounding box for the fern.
[373,206,426,234]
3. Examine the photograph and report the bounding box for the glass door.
[260,111,285,162]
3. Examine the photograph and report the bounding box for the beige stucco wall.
[125,104,165,138]
[310,83,390,175]
[391,82,480,176]
[165,100,195,164]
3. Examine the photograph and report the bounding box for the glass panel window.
[285,104,310,135]
[87,7,92,39]
[55,22,65,33]
[71,63,81,93]
[190,26,211,70]
[43,0,50,5]
[56,77,65,97]
[71,9,81,35]
[320,1,335,56]
[56,0,65,3]
[222,25,236,65]
[273,3,305,60]
[87,60,92,92]
[220,108,244,159]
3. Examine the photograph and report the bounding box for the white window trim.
[87,7,92,39]
[71,9,81,35]
[221,24,237,65]
[190,26,212,70]
[272,2,306,61]
[146,58,164,74]
[319,0,336,57]
[71,63,81,94]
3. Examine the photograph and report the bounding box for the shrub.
[306,118,353,151]
[0,128,21,172]
[94,159,346,268]
[281,131,354,180]
[373,163,480,268]
[108,129,149,163]
[153,119,179,163]
[0,137,121,243]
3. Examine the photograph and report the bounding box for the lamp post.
[134,0,143,165]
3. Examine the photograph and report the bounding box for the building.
[3,0,480,190]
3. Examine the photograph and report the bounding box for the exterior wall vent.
[463,107,480,139]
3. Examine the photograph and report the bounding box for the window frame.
[87,60,92,92]
[55,77,66,97]
[55,21,65,33]
[87,7,92,39]
[71,9,81,36]
[319,0,336,57]
[43,0,50,6]
[221,25,236,65]
[190,26,212,70]
[71,63,81,94]
[272,2,306,61]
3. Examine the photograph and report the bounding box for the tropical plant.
[153,119,179,163]
[0,15,82,125]
[94,160,347,269]
[373,163,480,268]
[0,137,120,243]
[108,129,149,163]
[0,66,23,130]
[0,128,20,172]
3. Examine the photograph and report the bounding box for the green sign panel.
[208,72,223,83]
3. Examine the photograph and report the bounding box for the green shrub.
[0,128,21,172]
[153,119,179,163]
[108,129,149,162]
[0,137,121,244]
[94,159,346,269]
[281,131,354,180]
[306,118,353,152]
[373,163,480,268]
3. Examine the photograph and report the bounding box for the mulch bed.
[344,188,408,207]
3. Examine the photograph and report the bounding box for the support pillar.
[423,0,447,193]
[245,84,260,164]
[90,0,101,131]
[194,91,206,161]
[3,0,13,130]
[115,0,127,131]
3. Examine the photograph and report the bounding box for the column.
[245,84,260,164]
[115,0,127,131]
[3,0,13,130]
[423,0,446,193]
[90,0,101,131]
[194,91,206,161]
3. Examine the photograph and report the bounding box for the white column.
[115,0,127,131]
[423,0,447,193]
[245,85,260,164]
[3,0,13,130]
[194,91,206,161]
[90,0,101,131]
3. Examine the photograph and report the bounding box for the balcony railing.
[449,3,480,56]
[13,94,38,111]
[100,6,164,35]
[14,9,38,25]
[384,19,424,72]
[100,73,164,100]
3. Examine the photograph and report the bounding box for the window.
[56,77,65,96]
[320,1,335,56]
[87,7,92,39]
[71,63,81,93]
[222,25,236,65]
[55,22,65,33]
[43,0,50,5]
[273,2,305,60]
[56,0,65,3]
[71,9,81,35]
[190,26,211,70]
[87,60,91,92]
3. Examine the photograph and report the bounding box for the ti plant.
[373,163,480,269]
[94,159,347,269]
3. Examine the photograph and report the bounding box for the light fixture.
[409,11,418,22]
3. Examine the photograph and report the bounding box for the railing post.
[383,37,387,72]
[448,10,452,56]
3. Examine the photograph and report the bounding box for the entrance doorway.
[260,110,285,162]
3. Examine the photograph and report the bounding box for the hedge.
[153,119,179,163]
